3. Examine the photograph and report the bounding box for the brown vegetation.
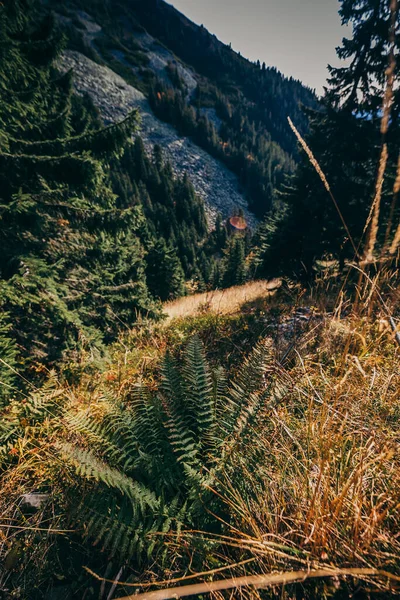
[164,279,282,321]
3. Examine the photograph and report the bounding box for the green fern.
[0,334,283,567]
[64,335,282,560]
[159,351,199,467]
[182,335,216,449]
[222,338,274,438]
[0,374,62,465]
[58,443,158,510]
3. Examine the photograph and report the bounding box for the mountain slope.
[59,48,256,227]
[50,0,319,220]
[126,0,318,155]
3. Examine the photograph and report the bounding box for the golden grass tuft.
[163,279,282,321]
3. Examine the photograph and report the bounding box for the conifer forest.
[0,0,399,598]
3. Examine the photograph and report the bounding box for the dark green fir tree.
[0,0,157,383]
[222,236,247,287]
[146,239,186,301]
[254,0,400,278]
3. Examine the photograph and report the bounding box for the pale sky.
[167,0,349,95]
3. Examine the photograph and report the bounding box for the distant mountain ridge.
[127,0,319,155]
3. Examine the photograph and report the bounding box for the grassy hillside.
[1,0,400,598]
[1,276,400,598]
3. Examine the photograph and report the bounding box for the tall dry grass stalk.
[389,155,400,254]
[364,143,389,261]
[395,156,400,195]
[287,117,358,258]
[121,569,400,600]
[383,152,400,248]
[365,0,398,261]
[381,0,398,136]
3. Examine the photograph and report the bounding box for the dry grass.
[105,295,400,598]
[226,315,400,561]
[1,282,400,598]
[163,279,282,321]
[133,308,400,598]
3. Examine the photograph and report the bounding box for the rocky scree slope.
[57,11,256,229]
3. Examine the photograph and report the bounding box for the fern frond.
[0,375,62,464]
[131,384,166,458]
[161,404,198,465]
[76,493,145,559]
[62,409,125,465]
[101,410,140,471]
[131,385,182,492]
[182,335,216,451]
[74,489,186,561]
[159,353,199,467]
[0,414,20,462]
[28,377,63,417]
[58,443,159,513]
[213,366,228,407]
[222,338,273,437]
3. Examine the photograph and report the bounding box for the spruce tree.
[146,239,186,301]
[214,214,228,251]
[255,0,400,278]
[223,237,247,287]
[326,0,400,123]
[0,0,157,380]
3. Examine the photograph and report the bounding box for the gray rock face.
[134,31,198,100]
[76,10,101,36]
[20,493,49,511]
[59,50,257,229]
[199,107,223,131]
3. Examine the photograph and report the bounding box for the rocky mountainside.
[59,48,255,228]
[50,0,318,227]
